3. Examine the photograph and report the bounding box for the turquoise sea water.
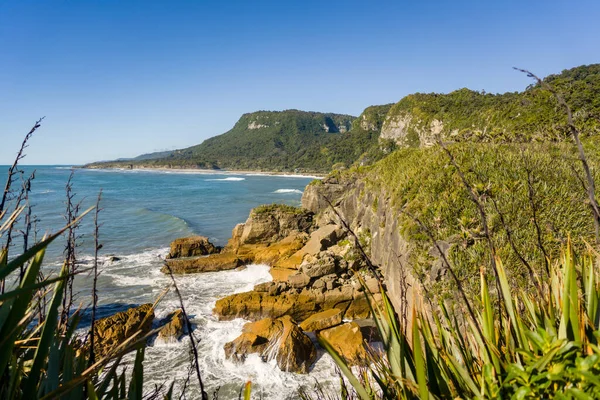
[1,166,339,399]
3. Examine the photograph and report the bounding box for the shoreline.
[80,165,326,179]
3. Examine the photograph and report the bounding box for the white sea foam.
[206,177,246,181]
[273,189,303,194]
[246,173,323,179]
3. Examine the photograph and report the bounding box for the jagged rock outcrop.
[229,204,314,246]
[224,316,317,373]
[317,322,367,365]
[92,304,154,357]
[158,309,185,342]
[302,174,419,324]
[167,236,220,259]
[162,205,311,274]
[301,177,353,216]
[212,202,379,323]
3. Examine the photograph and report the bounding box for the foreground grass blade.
[318,336,371,400]
[243,381,252,400]
[22,262,68,398]
[412,307,429,400]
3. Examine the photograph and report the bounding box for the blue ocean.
[1,166,339,399]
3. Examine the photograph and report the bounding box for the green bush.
[362,141,598,299]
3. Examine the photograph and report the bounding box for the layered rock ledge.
[162,200,385,372]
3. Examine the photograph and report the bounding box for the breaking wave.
[273,189,303,194]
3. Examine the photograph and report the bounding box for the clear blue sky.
[1,0,598,165]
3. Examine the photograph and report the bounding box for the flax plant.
[0,204,171,399]
[321,241,600,399]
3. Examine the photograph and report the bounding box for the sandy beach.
[83,164,325,179]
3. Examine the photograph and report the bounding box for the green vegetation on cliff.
[384,64,600,146]
[361,140,598,297]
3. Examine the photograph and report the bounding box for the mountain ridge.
[85,64,600,173]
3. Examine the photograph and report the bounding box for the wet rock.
[92,304,154,357]
[275,316,317,373]
[224,316,317,373]
[158,309,185,342]
[162,252,245,274]
[108,256,121,262]
[167,236,220,259]
[317,322,367,365]
[224,332,268,361]
[299,308,343,332]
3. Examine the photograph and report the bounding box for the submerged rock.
[92,303,154,357]
[167,236,220,259]
[224,316,317,373]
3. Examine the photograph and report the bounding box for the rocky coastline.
[94,174,405,374]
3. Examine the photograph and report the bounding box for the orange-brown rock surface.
[299,308,343,332]
[92,303,154,357]
[167,236,220,259]
[317,322,367,365]
[224,316,317,373]
[158,309,185,341]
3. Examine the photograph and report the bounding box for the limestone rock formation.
[301,174,419,323]
[167,236,220,259]
[214,282,370,322]
[224,316,317,373]
[299,308,343,332]
[158,309,185,342]
[317,322,367,365]
[234,204,313,246]
[162,252,246,274]
[92,303,154,357]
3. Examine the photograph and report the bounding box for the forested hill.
[86,64,600,173]
[86,109,393,173]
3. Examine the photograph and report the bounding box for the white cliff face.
[248,121,269,129]
[420,119,444,147]
[380,114,413,144]
[380,113,445,147]
[359,114,377,132]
